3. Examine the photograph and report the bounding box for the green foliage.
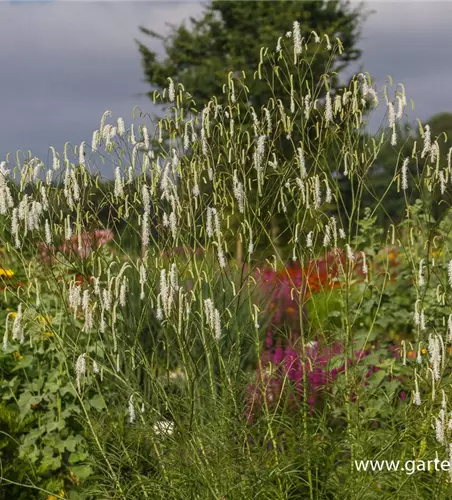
[0,311,92,499]
[361,111,452,227]
[137,0,366,109]
[3,12,452,500]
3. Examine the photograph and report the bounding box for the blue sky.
[0,1,451,174]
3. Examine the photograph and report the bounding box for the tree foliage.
[360,112,452,227]
[137,0,368,109]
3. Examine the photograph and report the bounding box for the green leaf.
[60,384,76,397]
[17,392,41,417]
[61,405,82,418]
[10,355,34,372]
[69,450,89,464]
[44,381,60,394]
[40,454,61,472]
[88,394,106,411]
[46,419,66,433]
[62,434,84,453]
[369,369,386,387]
[22,427,45,447]
[68,492,84,500]
[71,464,93,480]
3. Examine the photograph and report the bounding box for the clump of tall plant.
[2,21,452,500]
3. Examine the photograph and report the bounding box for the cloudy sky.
[0,1,451,174]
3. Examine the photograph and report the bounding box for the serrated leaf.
[46,420,66,433]
[62,434,84,453]
[69,450,89,464]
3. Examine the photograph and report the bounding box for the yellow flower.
[43,330,54,340]
[37,314,52,325]
[14,351,23,360]
[9,312,17,319]
[421,348,427,355]
[46,490,64,500]
[0,268,14,278]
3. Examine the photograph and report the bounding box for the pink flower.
[93,229,114,246]
[38,229,114,262]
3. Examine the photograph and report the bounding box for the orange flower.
[388,251,397,262]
